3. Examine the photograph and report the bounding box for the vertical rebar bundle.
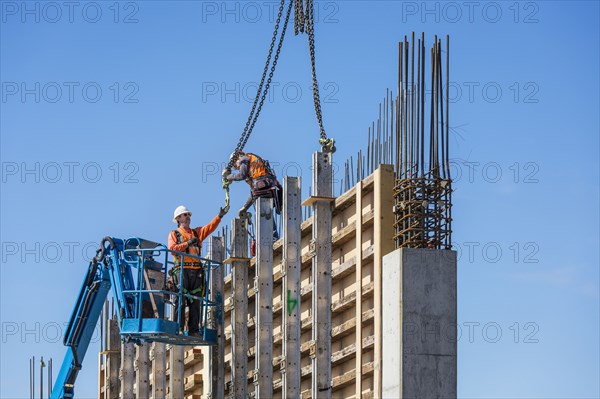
[337,33,452,249]
[394,33,452,249]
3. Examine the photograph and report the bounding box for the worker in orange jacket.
[223,151,283,217]
[223,151,282,240]
[168,204,227,336]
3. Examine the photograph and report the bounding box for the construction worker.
[223,151,283,230]
[168,205,228,336]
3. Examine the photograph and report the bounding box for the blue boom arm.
[51,237,221,398]
[51,238,115,399]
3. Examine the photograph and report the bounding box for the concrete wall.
[382,248,457,399]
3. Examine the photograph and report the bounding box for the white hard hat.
[173,205,192,223]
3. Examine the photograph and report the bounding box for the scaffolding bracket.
[280,357,286,373]
[308,340,317,359]
[253,369,259,385]
[253,276,259,295]
[301,196,336,207]
[309,239,316,258]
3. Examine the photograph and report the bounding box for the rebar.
[336,33,452,248]
[393,34,452,249]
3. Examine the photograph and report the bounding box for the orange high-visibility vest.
[247,153,268,179]
[172,228,202,269]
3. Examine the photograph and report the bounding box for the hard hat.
[173,205,192,223]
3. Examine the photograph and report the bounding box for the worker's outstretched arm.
[195,214,223,242]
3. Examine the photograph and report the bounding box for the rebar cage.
[393,172,452,249]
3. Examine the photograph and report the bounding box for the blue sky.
[1,1,599,398]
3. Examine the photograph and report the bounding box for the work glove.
[218,205,229,218]
[222,167,231,179]
[187,237,198,247]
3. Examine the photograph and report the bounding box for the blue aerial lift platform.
[51,236,222,399]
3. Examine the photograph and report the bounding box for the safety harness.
[245,153,277,190]
[246,153,276,179]
[172,229,202,268]
[245,153,282,213]
[169,229,206,300]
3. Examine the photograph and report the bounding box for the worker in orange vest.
[167,204,227,336]
[223,151,283,216]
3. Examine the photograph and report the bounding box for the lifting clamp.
[319,137,336,153]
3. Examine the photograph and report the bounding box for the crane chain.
[227,0,292,170]
[227,0,334,179]
[294,0,305,34]
[243,0,293,152]
[223,0,293,210]
[296,0,335,153]
[306,0,324,139]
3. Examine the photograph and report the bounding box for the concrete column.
[150,342,166,399]
[355,182,363,395]
[120,342,134,399]
[311,151,333,398]
[208,236,225,398]
[135,344,150,398]
[105,318,120,399]
[168,345,184,399]
[374,164,396,396]
[254,197,274,397]
[167,248,185,399]
[382,248,457,398]
[282,176,302,399]
[231,218,249,399]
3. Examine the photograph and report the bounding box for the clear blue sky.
[1,1,598,398]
